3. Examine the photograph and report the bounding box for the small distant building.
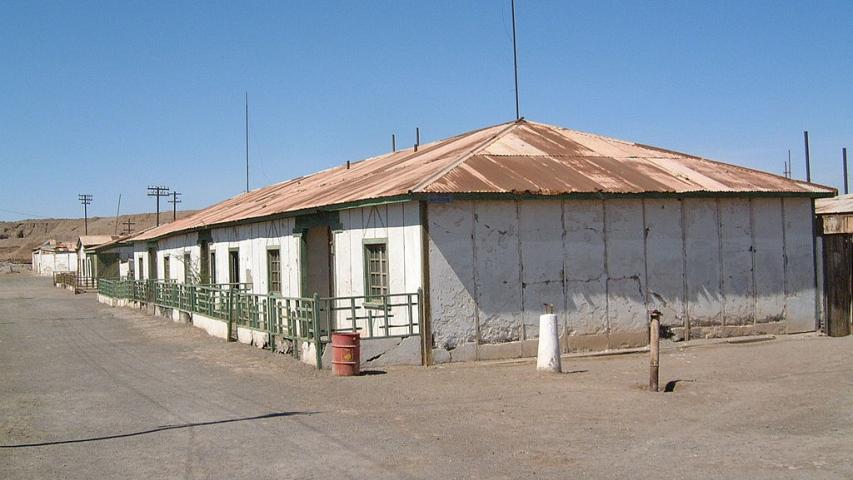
[76,235,119,279]
[119,119,835,365]
[815,194,853,336]
[31,240,77,275]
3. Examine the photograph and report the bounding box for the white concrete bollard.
[537,312,562,372]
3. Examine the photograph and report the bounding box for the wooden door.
[823,234,852,336]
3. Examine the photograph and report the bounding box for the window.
[228,250,239,284]
[163,256,170,281]
[364,241,388,303]
[209,252,216,284]
[267,249,281,294]
[183,252,192,284]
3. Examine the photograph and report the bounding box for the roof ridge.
[410,120,521,193]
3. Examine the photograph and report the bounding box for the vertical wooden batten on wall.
[419,200,433,366]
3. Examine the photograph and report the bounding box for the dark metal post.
[649,309,661,392]
[804,131,811,182]
[415,127,420,152]
[844,147,848,195]
[392,134,396,152]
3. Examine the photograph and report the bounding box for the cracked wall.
[428,197,817,361]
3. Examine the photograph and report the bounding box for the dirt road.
[2,275,852,479]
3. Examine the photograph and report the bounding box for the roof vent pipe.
[414,127,420,152]
[392,134,396,152]
[346,160,350,170]
[844,147,848,195]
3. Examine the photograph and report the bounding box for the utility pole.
[147,186,170,227]
[168,191,182,221]
[122,218,136,235]
[78,194,92,235]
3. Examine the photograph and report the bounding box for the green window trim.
[267,247,281,294]
[363,238,389,309]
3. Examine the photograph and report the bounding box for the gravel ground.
[1,275,852,479]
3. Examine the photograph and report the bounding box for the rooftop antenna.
[245,92,250,193]
[78,194,92,235]
[784,149,792,179]
[414,127,420,152]
[114,194,122,235]
[168,191,182,221]
[147,186,170,227]
[803,130,811,183]
[511,0,520,120]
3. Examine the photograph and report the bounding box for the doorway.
[301,226,334,298]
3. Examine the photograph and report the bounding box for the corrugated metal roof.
[77,235,119,248]
[132,119,835,241]
[816,194,853,214]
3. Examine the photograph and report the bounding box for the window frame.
[183,251,192,284]
[209,251,216,285]
[362,238,389,309]
[266,247,282,295]
[163,255,170,281]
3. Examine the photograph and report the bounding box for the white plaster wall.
[33,252,77,275]
[428,197,818,356]
[604,200,647,346]
[332,202,422,336]
[427,201,478,349]
[720,198,754,325]
[783,198,817,332]
[644,199,686,327]
[209,218,297,294]
[563,200,608,339]
[683,199,723,326]
[752,199,786,323]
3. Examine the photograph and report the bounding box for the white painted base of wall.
[192,314,228,339]
[236,327,268,349]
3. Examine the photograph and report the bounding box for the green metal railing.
[97,279,422,369]
[54,272,98,290]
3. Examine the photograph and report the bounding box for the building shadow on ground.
[1,411,314,449]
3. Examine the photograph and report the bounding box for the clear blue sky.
[1,0,851,221]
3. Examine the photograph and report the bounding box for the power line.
[78,194,93,235]
[146,186,170,227]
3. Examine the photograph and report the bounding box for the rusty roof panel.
[132,119,835,241]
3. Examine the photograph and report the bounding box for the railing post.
[312,293,322,369]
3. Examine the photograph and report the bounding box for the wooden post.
[649,310,661,392]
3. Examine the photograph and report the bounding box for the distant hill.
[0,211,195,263]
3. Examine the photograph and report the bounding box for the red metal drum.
[331,332,360,376]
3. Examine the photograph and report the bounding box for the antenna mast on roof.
[511,0,520,120]
[114,194,122,235]
[245,92,250,193]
